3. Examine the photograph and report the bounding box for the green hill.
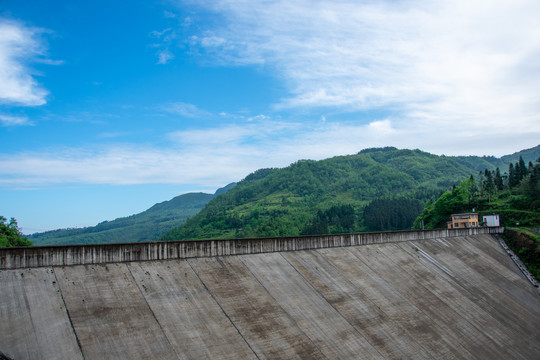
[414,153,540,229]
[28,187,234,246]
[160,145,540,241]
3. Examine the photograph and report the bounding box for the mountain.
[500,146,540,165]
[28,184,235,246]
[161,145,540,241]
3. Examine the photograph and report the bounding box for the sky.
[1,0,539,234]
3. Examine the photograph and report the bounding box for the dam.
[1,228,539,359]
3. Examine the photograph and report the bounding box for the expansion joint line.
[126,263,181,359]
[186,259,262,360]
[51,267,85,359]
[279,251,387,359]
[238,254,329,360]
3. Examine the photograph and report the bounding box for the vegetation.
[1,216,33,247]
[303,204,357,235]
[414,155,540,229]
[363,199,423,232]
[503,228,540,280]
[161,146,540,241]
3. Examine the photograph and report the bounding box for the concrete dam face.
[1,232,539,359]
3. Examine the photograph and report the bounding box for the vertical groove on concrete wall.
[278,252,389,359]
[51,267,85,360]
[186,259,261,360]
[236,254,328,359]
[126,264,181,359]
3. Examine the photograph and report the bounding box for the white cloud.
[164,11,177,19]
[0,114,33,126]
[151,22,178,64]
[164,102,211,117]
[157,49,174,64]
[182,0,540,141]
[3,114,534,189]
[150,28,172,38]
[368,119,395,135]
[247,114,268,122]
[0,19,52,106]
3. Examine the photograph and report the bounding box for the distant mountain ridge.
[28,145,539,245]
[161,145,540,241]
[28,184,236,246]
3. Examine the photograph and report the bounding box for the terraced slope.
[1,234,539,359]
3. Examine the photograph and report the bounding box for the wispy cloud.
[3,115,533,189]
[164,102,212,118]
[97,131,131,139]
[164,10,178,19]
[0,114,33,126]
[150,13,180,65]
[0,19,55,106]
[182,0,540,139]
[157,49,174,64]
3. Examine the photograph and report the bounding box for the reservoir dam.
[1,228,539,359]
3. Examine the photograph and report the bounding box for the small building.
[447,213,479,229]
[483,214,500,227]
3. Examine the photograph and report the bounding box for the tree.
[464,175,478,205]
[518,156,528,181]
[483,169,495,201]
[494,168,504,191]
[509,163,519,188]
[413,179,474,229]
[302,205,357,235]
[363,199,422,231]
[0,216,33,247]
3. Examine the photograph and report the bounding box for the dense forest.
[161,146,540,241]
[0,216,33,247]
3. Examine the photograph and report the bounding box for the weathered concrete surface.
[0,268,83,360]
[1,234,539,359]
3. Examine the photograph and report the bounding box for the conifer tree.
[518,156,528,181]
[509,163,519,188]
[494,168,504,191]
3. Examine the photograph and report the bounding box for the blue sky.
[1,0,539,234]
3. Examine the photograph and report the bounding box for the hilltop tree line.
[0,216,33,247]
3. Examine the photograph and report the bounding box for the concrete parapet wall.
[0,227,503,269]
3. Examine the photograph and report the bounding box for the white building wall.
[483,215,500,227]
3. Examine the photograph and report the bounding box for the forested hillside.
[26,145,539,245]
[161,146,540,241]
[28,192,217,246]
[414,155,540,229]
